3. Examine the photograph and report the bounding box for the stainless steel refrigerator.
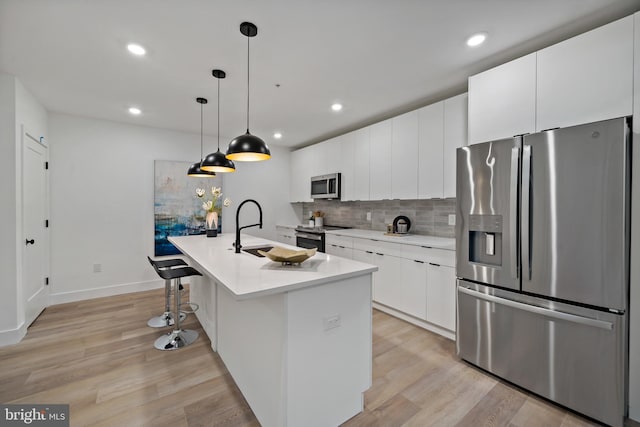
[456,117,629,427]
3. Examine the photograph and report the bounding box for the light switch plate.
[366,212,371,221]
[448,214,456,226]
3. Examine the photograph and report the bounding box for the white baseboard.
[630,405,639,422]
[49,279,165,305]
[372,302,455,341]
[0,321,27,347]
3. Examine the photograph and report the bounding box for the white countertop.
[169,233,377,300]
[325,228,456,251]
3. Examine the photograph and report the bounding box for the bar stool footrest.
[154,329,199,351]
[147,311,187,328]
[180,302,199,314]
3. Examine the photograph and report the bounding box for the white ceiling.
[1,0,639,149]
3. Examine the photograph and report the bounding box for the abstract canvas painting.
[154,160,222,256]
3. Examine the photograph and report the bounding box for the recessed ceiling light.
[466,33,487,47]
[331,103,343,112]
[273,132,282,139]
[128,107,141,115]
[127,43,146,56]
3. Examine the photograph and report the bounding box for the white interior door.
[23,130,48,326]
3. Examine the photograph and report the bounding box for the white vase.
[205,211,219,237]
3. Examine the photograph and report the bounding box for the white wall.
[223,144,298,240]
[48,113,207,303]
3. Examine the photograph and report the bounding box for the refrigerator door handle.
[522,144,532,280]
[510,146,520,279]
[458,286,614,330]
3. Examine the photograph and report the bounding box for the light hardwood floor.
[0,288,635,426]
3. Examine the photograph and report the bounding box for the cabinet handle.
[376,253,384,256]
[421,245,432,249]
[428,262,441,267]
[414,260,425,264]
[366,251,373,254]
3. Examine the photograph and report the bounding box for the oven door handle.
[296,232,322,241]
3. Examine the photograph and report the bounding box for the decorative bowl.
[258,246,317,264]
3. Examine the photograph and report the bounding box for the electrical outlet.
[448,214,456,226]
[323,314,341,331]
[366,212,371,221]
[93,263,102,273]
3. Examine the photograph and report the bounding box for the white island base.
[171,234,374,427]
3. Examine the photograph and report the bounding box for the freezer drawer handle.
[458,286,614,330]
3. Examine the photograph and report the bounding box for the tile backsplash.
[296,198,456,238]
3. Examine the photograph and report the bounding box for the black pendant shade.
[187,97,216,178]
[226,132,270,161]
[201,69,236,173]
[226,22,271,162]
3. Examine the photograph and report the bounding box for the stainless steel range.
[294,225,350,253]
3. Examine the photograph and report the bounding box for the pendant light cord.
[217,76,221,150]
[246,34,250,133]
[200,101,204,161]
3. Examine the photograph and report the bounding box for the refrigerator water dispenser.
[468,215,502,266]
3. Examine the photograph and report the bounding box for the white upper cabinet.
[468,53,537,144]
[369,119,393,200]
[339,132,355,201]
[323,136,342,173]
[443,93,468,198]
[289,148,313,202]
[392,111,419,200]
[307,142,328,178]
[353,127,370,201]
[418,102,444,199]
[536,15,633,131]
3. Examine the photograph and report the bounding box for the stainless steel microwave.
[311,173,341,199]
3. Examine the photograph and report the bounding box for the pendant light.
[201,69,236,173]
[187,97,217,177]
[226,22,271,162]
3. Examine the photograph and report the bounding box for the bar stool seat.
[147,256,188,328]
[151,265,202,350]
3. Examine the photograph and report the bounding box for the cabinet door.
[369,119,393,200]
[290,149,312,202]
[353,127,370,201]
[418,102,444,199]
[426,263,456,331]
[326,244,353,259]
[307,143,328,178]
[392,111,419,200]
[468,53,536,144]
[536,16,633,131]
[399,258,428,320]
[443,93,468,198]
[372,252,401,307]
[340,132,355,201]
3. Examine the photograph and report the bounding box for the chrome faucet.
[235,199,263,253]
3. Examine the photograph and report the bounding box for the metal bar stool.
[151,263,201,350]
[147,256,188,328]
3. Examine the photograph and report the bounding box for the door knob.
[25,239,35,245]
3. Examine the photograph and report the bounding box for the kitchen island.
[169,234,377,427]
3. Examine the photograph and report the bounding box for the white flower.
[196,188,205,197]
[203,200,213,211]
[223,198,232,207]
[212,186,222,197]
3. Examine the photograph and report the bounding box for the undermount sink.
[242,246,274,257]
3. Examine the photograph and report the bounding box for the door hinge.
[45,219,49,228]
[45,161,49,170]
[45,277,49,285]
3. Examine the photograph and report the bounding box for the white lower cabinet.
[326,244,353,259]
[399,259,428,320]
[426,263,456,331]
[276,226,296,245]
[372,252,402,309]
